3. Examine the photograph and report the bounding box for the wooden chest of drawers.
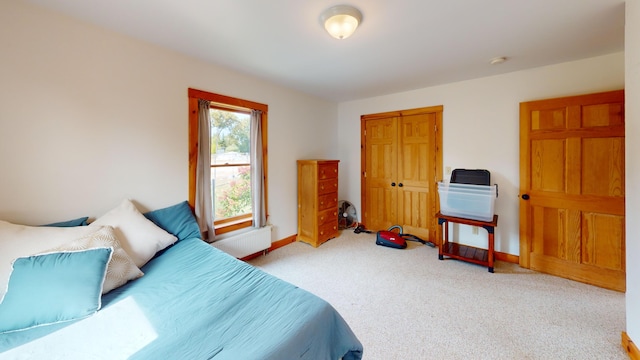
[297,160,339,247]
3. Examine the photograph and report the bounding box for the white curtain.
[195,99,215,242]
[250,110,267,227]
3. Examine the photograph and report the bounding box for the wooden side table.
[436,212,498,273]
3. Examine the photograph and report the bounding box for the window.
[210,108,251,221]
[188,89,268,235]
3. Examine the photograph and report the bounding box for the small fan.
[338,200,358,230]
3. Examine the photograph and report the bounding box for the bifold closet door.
[362,106,442,243]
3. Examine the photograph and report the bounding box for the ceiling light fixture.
[320,5,363,40]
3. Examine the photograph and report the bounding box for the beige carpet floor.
[249,230,627,360]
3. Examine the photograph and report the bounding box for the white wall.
[625,0,640,347]
[338,53,624,255]
[0,0,338,241]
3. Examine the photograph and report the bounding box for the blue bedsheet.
[0,238,363,359]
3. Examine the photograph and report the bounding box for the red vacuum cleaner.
[375,225,436,249]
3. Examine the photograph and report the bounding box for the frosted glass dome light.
[320,5,363,40]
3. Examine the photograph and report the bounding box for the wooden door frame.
[360,106,443,240]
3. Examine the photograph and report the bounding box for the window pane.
[209,108,252,221]
[209,109,250,166]
[211,166,252,220]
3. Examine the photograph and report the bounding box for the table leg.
[438,218,447,260]
[487,228,494,273]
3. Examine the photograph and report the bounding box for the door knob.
[521,194,530,200]
[398,183,404,187]
[391,182,396,187]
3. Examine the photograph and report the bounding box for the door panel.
[531,107,568,130]
[582,138,624,196]
[582,212,624,269]
[531,139,565,192]
[582,103,624,127]
[520,90,625,291]
[399,191,430,237]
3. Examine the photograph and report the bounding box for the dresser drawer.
[318,193,338,210]
[318,208,337,225]
[318,178,338,195]
[318,222,338,243]
[318,162,338,180]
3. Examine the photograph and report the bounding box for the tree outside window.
[210,109,251,220]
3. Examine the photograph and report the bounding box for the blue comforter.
[0,238,363,359]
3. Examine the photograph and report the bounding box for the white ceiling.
[25,0,625,102]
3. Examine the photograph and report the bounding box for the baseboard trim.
[496,251,519,264]
[270,235,297,251]
[243,235,521,265]
[623,332,640,360]
[239,234,297,261]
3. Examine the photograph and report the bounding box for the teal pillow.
[144,201,201,242]
[42,217,89,227]
[0,247,113,334]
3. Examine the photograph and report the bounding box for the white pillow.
[0,221,98,299]
[89,199,177,268]
[48,226,144,294]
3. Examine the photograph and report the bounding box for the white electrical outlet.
[472,226,479,235]
[445,166,451,174]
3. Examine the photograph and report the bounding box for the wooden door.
[397,113,438,240]
[363,116,398,232]
[519,90,625,291]
[362,107,442,242]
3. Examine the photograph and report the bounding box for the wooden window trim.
[188,88,269,233]
[214,215,253,236]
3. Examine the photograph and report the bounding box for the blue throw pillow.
[0,247,113,334]
[143,201,201,242]
[42,217,89,227]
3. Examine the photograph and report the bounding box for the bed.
[0,200,363,359]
